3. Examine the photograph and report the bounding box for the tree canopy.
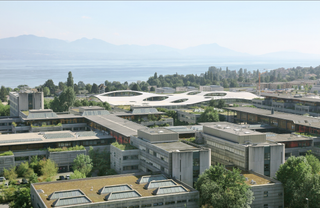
[275,152,320,208]
[195,164,254,208]
[67,71,74,87]
[72,154,93,176]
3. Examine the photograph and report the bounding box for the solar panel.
[105,190,141,201]
[146,180,177,189]
[27,112,58,119]
[138,175,167,184]
[82,110,110,116]
[0,138,42,144]
[44,132,74,140]
[48,190,85,200]
[99,184,132,194]
[52,196,91,207]
[155,186,187,195]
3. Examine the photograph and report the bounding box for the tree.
[150,86,155,91]
[74,84,79,94]
[39,159,58,181]
[89,147,111,176]
[275,155,320,208]
[195,164,254,208]
[43,87,50,97]
[91,83,99,94]
[9,187,31,208]
[70,170,86,180]
[29,156,41,175]
[59,87,75,111]
[0,86,8,102]
[43,79,56,94]
[154,72,158,79]
[217,99,225,109]
[102,102,111,110]
[72,154,93,176]
[16,162,29,178]
[198,107,219,122]
[3,167,18,184]
[78,81,85,90]
[67,71,74,87]
[314,90,318,95]
[58,82,66,91]
[50,97,62,112]
[131,83,141,91]
[85,84,92,93]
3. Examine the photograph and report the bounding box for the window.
[123,165,138,171]
[141,205,151,208]
[264,204,268,208]
[278,192,283,196]
[165,201,175,205]
[129,206,139,208]
[177,200,187,204]
[285,153,292,158]
[264,191,268,197]
[15,156,29,161]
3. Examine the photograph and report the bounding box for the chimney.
[271,108,274,114]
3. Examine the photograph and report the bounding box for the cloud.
[114,32,120,36]
[82,16,91,19]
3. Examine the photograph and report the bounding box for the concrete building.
[111,128,211,187]
[177,109,202,124]
[175,86,197,92]
[155,87,176,94]
[31,172,200,208]
[200,122,285,178]
[199,85,224,91]
[95,90,258,109]
[9,90,44,116]
[259,79,319,90]
[0,130,114,172]
[253,93,320,117]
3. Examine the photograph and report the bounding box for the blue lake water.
[0,59,319,88]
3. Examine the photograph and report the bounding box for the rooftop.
[266,133,313,142]
[138,128,176,136]
[201,122,264,136]
[152,141,198,152]
[0,131,112,146]
[225,107,320,124]
[85,114,145,137]
[262,93,320,103]
[32,173,193,208]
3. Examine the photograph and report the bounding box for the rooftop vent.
[250,180,256,185]
[245,177,248,181]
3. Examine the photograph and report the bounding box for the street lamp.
[306,198,309,208]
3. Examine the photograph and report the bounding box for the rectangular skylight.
[99,184,132,194]
[48,190,85,200]
[146,180,177,189]
[138,175,167,184]
[105,190,141,201]
[155,186,188,195]
[52,196,91,207]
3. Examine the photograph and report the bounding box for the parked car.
[21,178,28,184]
[59,176,65,180]
[66,175,70,180]
[16,180,21,185]
[0,177,6,182]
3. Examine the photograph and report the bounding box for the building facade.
[9,90,44,116]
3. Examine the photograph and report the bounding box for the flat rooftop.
[32,173,192,207]
[266,133,313,142]
[201,122,264,136]
[164,125,202,133]
[85,114,145,137]
[225,107,320,124]
[262,93,320,103]
[138,128,176,136]
[0,131,112,146]
[153,141,198,152]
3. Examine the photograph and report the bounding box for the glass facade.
[264,147,270,177]
[28,93,33,110]
[193,151,200,184]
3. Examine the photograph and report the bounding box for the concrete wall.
[248,146,265,176]
[0,156,15,174]
[110,144,140,174]
[34,92,44,110]
[270,144,285,178]
[18,93,29,111]
[172,151,193,187]
[203,126,266,144]
[199,149,211,174]
[251,182,284,208]
[137,130,179,143]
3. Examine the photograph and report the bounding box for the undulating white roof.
[95,90,258,107]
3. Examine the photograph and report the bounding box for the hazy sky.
[1,1,320,55]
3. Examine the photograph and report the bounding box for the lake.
[0,59,319,88]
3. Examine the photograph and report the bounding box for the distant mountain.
[0,35,319,60]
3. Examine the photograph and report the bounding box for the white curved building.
[95,90,259,109]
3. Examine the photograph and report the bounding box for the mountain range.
[0,35,319,60]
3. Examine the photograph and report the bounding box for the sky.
[1,1,320,55]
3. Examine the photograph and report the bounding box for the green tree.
[67,71,74,88]
[217,99,225,108]
[28,173,39,184]
[150,86,155,91]
[9,187,31,208]
[89,147,111,176]
[72,154,93,176]
[195,164,254,208]
[74,84,79,94]
[198,107,219,122]
[275,155,320,208]
[91,83,99,94]
[29,156,41,175]
[102,102,111,110]
[305,151,320,174]
[43,87,50,97]
[0,86,8,102]
[43,79,56,94]
[314,90,318,95]
[131,83,141,91]
[59,87,75,111]
[44,99,51,109]
[58,82,66,91]
[39,159,58,181]
[16,162,29,178]
[3,167,18,185]
[0,102,10,116]
[154,72,158,79]
[50,97,62,112]
[70,170,86,180]
[85,84,92,93]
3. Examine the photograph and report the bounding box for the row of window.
[139,145,169,162]
[116,199,198,208]
[123,155,139,160]
[212,152,245,168]
[207,140,245,157]
[123,165,138,171]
